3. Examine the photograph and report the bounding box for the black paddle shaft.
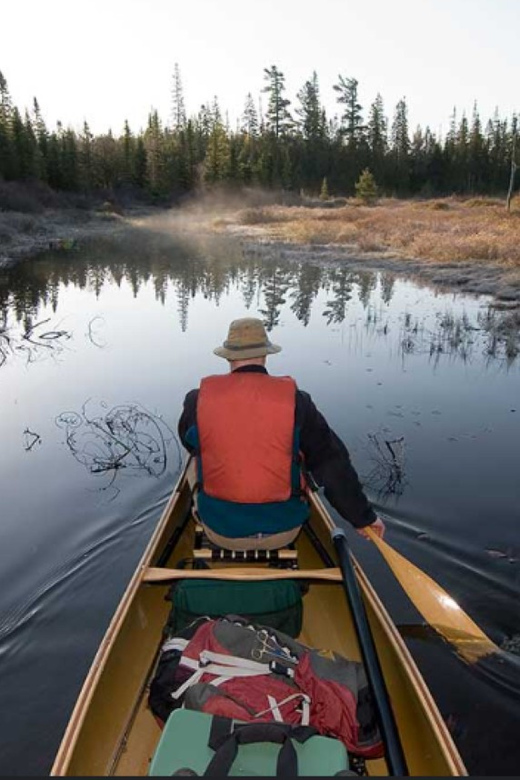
[332,528,408,777]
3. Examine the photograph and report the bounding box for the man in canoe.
[178,317,385,550]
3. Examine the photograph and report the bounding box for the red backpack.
[149,616,383,759]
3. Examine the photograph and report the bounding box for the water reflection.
[0,315,72,367]
[1,230,518,366]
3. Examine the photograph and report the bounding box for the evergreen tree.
[469,102,486,192]
[134,136,147,188]
[367,94,387,182]
[390,98,410,192]
[32,98,48,181]
[79,121,94,191]
[295,72,324,141]
[203,118,230,184]
[355,168,378,203]
[0,71,13,179]
[171,62,186,130]
[241,92,259,137]
[60,127,79,190]
[144,110,168,197]
[121,119,135,185]
[262,66,292,138]
[333,75,365,148]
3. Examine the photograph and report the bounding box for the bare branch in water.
[364,432,407,499]
[56,400,182,494]
[23,428,42,451]
[87,316,107,348]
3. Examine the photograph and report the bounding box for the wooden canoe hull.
[51,460,466,776]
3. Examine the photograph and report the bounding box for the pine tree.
[367,94,387,183]
[60,128,79,190]
[241,92,259,137]
[469,102,486,192]
[79,121,94,191]
[32,98,48,181]
[134,136,147,188]
[203,118,231,184]
[262,66,292,138]
[171,63,186,131]
[0,71,13,179]
[145,110,167,197]
[355,168,378,203]
[121,119,135,185]
[390,98,410,192]
[333,75,365,148]
[295,72,324,141]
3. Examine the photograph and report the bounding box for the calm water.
[0,224,519,775]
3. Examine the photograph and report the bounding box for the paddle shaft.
[332,528,408,777]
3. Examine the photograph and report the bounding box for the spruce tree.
[333,75,365,148]
[262,66,292,139]
[390,98,410,192]
[355,168,378,203]
[171,63,186,131]
[367,94,387,183]
[0,71,13,179]
[296,72,324,141]
[241,92,259,137]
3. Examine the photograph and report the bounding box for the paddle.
[364,526,500,663]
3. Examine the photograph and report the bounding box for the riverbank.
[211,196,520,305]
[0,206,142,269]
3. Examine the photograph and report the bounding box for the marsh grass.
[234,197,520,268]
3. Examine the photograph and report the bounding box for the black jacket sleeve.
[177,388,199,452]
[296,390,376,529]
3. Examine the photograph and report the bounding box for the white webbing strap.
[171,651,271,700]
[162,637,189,654]
[255,693,311,725]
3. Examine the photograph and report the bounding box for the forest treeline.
[0,64,517,203]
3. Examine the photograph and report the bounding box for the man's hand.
[357,516,386,540]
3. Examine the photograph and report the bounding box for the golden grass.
[234,197,520,268]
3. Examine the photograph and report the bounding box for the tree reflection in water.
[0,229,518,364]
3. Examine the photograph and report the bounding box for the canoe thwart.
[143,566,343,583]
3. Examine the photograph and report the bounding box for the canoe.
[51,458,467,776]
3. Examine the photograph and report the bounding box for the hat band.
[222,340,269,351]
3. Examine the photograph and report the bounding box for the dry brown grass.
[234,197,520,268]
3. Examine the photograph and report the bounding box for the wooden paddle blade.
[365,527,500,663]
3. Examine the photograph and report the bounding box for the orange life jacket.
[197,373,297,504]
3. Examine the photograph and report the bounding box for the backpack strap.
[204,720,317,778]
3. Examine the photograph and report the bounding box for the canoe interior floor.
[112,527,388,776]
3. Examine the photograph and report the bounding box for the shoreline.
[0,205,154,270]
[2,198,520,310]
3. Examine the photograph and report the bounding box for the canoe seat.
[149,709,350,776]
[193,523,298,568]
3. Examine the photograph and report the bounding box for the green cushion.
[149,709,349,777]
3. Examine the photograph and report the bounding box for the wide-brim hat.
[214,317,282,360]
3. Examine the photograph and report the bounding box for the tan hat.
[214,317,282,360]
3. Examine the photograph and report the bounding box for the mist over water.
[0,225,519,774]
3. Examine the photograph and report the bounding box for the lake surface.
[0,222,519,775]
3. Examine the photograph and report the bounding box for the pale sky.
[3,0,519,137]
